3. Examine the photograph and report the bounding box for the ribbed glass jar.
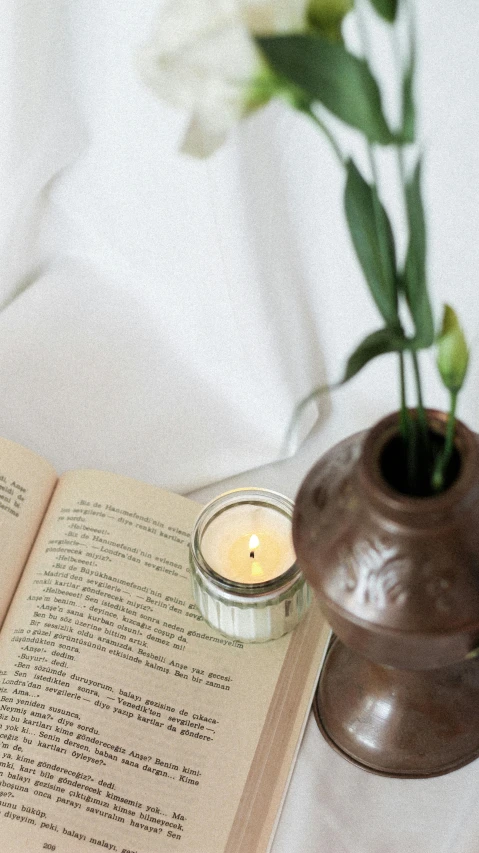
[189,489,311,642]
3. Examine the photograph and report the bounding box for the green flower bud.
[436,304,469,394]
[307,0,353,40]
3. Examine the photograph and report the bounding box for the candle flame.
[249,534,260,551]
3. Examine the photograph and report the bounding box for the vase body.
[293,411,479,777]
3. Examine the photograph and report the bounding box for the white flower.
[138,0,309,157]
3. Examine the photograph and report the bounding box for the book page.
[0,436,57,627]
[0,470,327,853]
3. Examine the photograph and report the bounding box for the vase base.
[313,637,479,778]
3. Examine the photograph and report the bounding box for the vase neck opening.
[358,410,479,520]
[379,429,461,498]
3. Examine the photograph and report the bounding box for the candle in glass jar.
[200,504,295,584]
[189,489,311,643]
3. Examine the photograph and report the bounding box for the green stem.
[411,349,428,439]
[302,105,345,167]
[397,144,407,199]
[355,2,400,332]
[407,409,418,493]
[392,13,432,487]
[432,390,458,492]
[443,390,458,469]
[411,348,432,490]
[354,2,382,192]
[398,351,408,440]
[399,351,417,492]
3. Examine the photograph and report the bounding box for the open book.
[0,436,330,853]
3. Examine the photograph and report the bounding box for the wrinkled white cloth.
[1,0,479,848]
[1,0,479,493]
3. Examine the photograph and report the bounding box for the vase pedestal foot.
[314,637,479,778]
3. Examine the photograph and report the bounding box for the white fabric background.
[1,0,479,849]
[1,0,478,494]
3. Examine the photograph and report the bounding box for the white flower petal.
[242,0,309,34]
[138,0,309,156]
[139,1,260,105]
[181,115,229,158]
[181,75,246,157]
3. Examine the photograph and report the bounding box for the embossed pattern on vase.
[293,412,479,670]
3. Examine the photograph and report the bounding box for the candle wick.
[250,551,254,559]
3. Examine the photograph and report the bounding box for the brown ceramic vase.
[293,410,479,777]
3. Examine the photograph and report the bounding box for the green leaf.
[369,0,398,22]
[283,326,407,453]
[256,34,394,144]
[400,59,415,143]
[403,161,434,347]
[343,327,407,382]
[436,305,469,393]
[344,160,399,326]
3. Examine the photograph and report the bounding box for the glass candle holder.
[189,488,311,643]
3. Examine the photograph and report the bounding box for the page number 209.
[43,845,56,851]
